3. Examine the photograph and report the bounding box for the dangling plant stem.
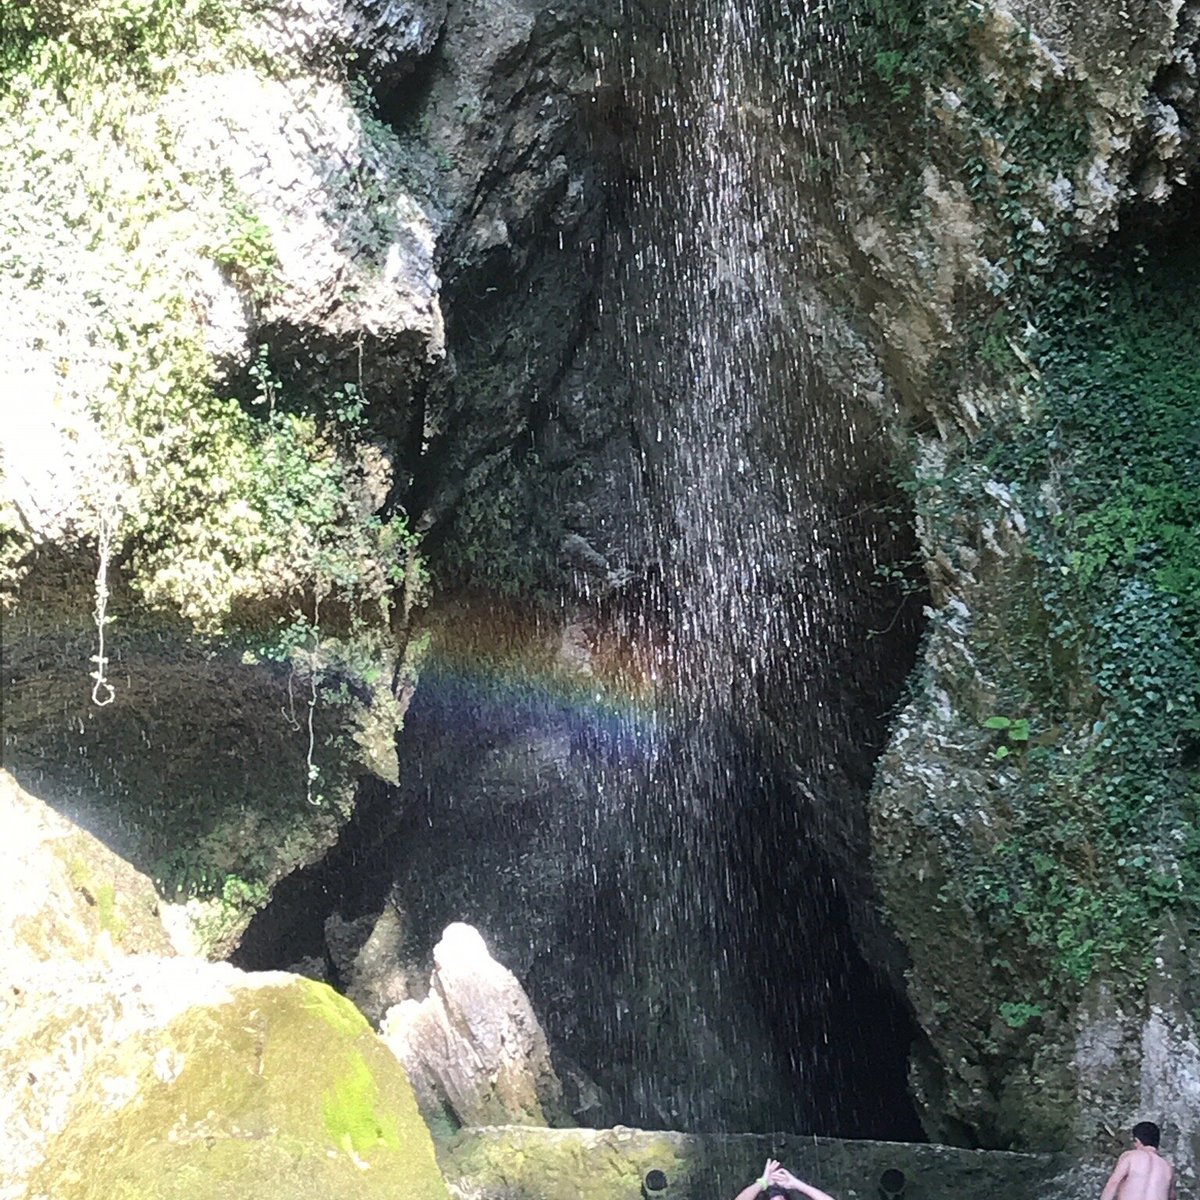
[305,589,324,805]
[90,496,119,707]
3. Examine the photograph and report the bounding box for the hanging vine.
[89,494,119,707]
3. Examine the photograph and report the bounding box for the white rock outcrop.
[380,922,562,1126]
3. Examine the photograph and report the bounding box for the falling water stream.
[567,0,924,1133]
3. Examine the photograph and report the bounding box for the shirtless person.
[1100,1122,1176,1200]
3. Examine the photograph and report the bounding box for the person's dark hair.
[1132,1121,1161,1148]
[765,1189,799,1200]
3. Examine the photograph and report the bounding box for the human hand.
[770,1166,804,1190]
[759,1159,782,1189]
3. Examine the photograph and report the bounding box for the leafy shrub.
[960,242,1200,987]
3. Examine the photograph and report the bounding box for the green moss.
[442,1127,693,1200]
[24,977,449,1200]
[323,1050,402,1154]
[93,882,120,936]
[301,977,371,1039]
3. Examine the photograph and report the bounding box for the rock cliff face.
[0,0,612,948]
[817,0,1200,1177]
[5,0,1199,1174]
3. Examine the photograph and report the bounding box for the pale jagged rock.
[380,922,563,1127]
[164,69,445,387]
[245,0,448,90]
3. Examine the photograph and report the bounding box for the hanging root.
[90,500,117,707]
[305,591,323,805]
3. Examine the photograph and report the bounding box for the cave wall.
[801,0,1200,1176]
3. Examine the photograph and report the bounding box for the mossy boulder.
[0,768,174,975]
[2,958,447,1200]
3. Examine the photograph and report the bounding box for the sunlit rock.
[0,769,174,978]
[245,0,448,90]
[163,68,445,388]
[380,922,563,1127]
[0,958,447,1200]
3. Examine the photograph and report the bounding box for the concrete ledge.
[440,1125,1104,1200]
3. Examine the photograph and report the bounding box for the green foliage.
[954,243,1200,989]
[111,336,413,629]
[998,999,1043,1029]
[1,0,417,939]
[212,181,280,300]
[0,0,397,635]
[982,714,1030,759]
[0,0,239,92]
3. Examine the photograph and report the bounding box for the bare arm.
[732,1183,766,1200]
[772,1167,839,1200]
[1100,1152,1131,1200]
[732,1159,779,1200]
[1168,1168,1177,1200]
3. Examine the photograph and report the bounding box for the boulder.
[1,957,448,1200]
[380,922,563,1127]
[0,769,174,976]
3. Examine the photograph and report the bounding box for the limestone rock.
[0,957,448,1200]
[163,68,445,390]
[245,0,448,91]
[0,769,174,979]
[380,922,563,1126]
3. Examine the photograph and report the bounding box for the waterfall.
[571,0,922,1133]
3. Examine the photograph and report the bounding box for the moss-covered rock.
[805,0,1200,1171]
[0,768,173,974]
[3,958,447,1200]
